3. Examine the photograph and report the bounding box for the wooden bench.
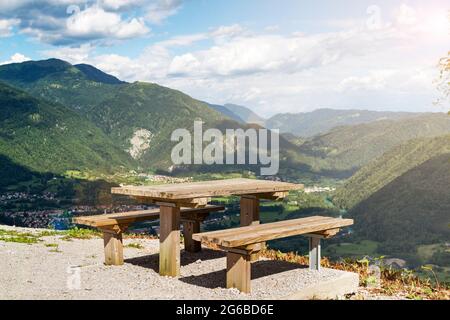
[73,205,224,265]
[192,215,353,293]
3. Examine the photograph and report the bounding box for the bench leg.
[102,229,124,266]
[309,236,321,271]
[159,205,181,277]
[183,220,201,253]
[240,196,261,261]
[226,251,251,293]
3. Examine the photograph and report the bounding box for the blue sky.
[0,0,448,116]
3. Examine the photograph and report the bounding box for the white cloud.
[99,0,145,11]
[396,4,417,26]
[0,53,31,65]
[337,70,396,92]
[66,6,150,39]
[33,5,449,116]
[0,18,19,37]
[0,0,160,45]
[146,0,183,24]
[42,44,93,64]
[210,24,245,38]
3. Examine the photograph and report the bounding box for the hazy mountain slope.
[208,103,246,123]
[334,134,450,209]
[265,108,421,137]
[347,152,450,261]
[0,82,134,174]
[299,114,450,177]
[331,134,450,263]
[223,103,265,125]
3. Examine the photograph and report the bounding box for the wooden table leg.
[100,224,128,266]
[240,195,260,226]
[226,250,251,293]
[183,220,201,253]
[102,230,124,265]
[240,196,262,261]
[159,205,181,277]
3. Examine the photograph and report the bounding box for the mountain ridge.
[265,108,427,137]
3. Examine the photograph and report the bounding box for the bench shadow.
[124,248,226,273]
[179,259,307,289]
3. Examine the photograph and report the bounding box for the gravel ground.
[0,225,359,300]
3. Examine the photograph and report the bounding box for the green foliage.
[333,136,450,265]
[0,229,40,244]
[298,114,450,177]
[334,134,450,209]
[0,82,135,176]
[61,227,100,240]
[125,242,144,249]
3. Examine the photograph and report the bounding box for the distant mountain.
[223,103,265,125]
[265,108,422,137]
[298,114,450,177]
[0,59,227,170]
[208,103,246,123]
[74,64,126,85]
[4,59,447,185]
[0,81,134,174]
[333,134,450,263]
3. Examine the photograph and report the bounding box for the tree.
[435,51,449,113]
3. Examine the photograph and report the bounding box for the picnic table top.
[111,178,303,200]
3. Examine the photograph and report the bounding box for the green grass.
[324,240,380,258]
[0,229,41,244]
[61,227,100,241]
[125,243,144,249]
[0,227,100,244]
[45,243,61,252]
[417,244,443,261]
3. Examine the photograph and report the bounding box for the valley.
[0,59,448,284]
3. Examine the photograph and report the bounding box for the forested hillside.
[333,135,450,265]
[0,82,134,174]
[298,114,450,177]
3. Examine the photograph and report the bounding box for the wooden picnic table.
[111,178,304,277]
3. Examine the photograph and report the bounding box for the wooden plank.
[112,178,303,200]
[193,215,334,240]
[182,221,201,253]
[240,196,260,226]
[304,228,340,239]
[245,191,289,200]
[226,251,251,293]
[159,205,181,277]
[218,219,353,247]
[102,230,124,265]
[240,196,261,261]
[73,205,224,228]
[135,197,211,208]
[193,217,353,248]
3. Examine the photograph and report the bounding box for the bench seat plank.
[193,216,353,248]
[73,205,224,266]
[73,205,224,228]
[192,215,353,293]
